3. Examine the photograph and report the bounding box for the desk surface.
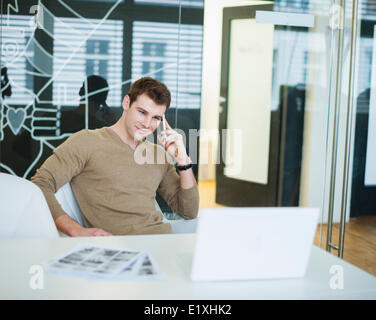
[1,234,376,300]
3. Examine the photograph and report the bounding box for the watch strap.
[176,162,193,171]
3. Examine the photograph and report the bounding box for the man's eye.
[139,110,145,114]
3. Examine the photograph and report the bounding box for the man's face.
[122,93,167,141]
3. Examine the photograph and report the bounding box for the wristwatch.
[176,162,193,171]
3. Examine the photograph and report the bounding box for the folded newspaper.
[42,243,162,280]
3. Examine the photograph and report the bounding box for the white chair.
[54,182,85,227]
[0,173,59,239]
[55,183,197,235]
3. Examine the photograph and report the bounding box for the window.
[52,17,123,108]
[132,21,203,109]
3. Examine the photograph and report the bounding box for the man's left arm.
[157,121,199,219]
[175,154,196,190]
[157,163,199,220]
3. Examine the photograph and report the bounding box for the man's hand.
[55,214,112,237]
[157,118,190,165]
[71,227,112,237]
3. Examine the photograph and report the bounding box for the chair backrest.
[0,173,59,239]
[55,183,84,226]
[55,183,167,229]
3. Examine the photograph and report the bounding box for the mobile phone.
[160,114,167,142]
[162,114,166,132]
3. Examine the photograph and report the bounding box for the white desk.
[1,234,376,299]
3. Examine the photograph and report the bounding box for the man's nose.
[142,116,152,128]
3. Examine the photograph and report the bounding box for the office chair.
[0,173,59,239]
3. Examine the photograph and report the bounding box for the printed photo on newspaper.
[115,252,163,280]
[42,244,163,280]
[43,244,143,278]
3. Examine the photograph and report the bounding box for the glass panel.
[200,4,316,226]
[363,28,376,186]
[52,17,123,108]
[135,0,204,8]
[130,18,203,217]
[132,21,203,111]
[0,0,204,218]
[0,15,35,106]
[198,0,375,276]
[345,0,376,276]
[71,0,125,2]
[0,3,126,177]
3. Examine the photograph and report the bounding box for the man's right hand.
[71,227,112,237]
[55,214,112,237]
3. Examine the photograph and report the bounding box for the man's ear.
[122,95,130,112]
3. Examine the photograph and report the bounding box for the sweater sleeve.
[30,130,91,221]
[157,157,199,220]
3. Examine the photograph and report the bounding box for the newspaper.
[115,253,162,280]
[43,244,162,280]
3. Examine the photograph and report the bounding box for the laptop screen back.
[191,207,319,281]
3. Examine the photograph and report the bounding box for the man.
[31,77,199,237]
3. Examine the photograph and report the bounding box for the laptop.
[190,207,319,281]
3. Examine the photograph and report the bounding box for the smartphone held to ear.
[161,114,167,143]
[162,114,166,131]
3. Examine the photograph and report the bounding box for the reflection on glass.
[59,75,117,134]
[132,21,203,110]
[0,0,204,202]
[269,0,376,275]
[270,28,308,111]
[52,17,123,108]
[346,0,376,275]
[135,0,204,8]
[0,15,35,105]
[71,0,125,2]
[0,12,124,179]
[363,25,376,186]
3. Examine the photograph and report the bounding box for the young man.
[31,77,199,237]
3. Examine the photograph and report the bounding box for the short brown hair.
[127,77,171,109]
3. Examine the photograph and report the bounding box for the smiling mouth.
[136,126,150,134]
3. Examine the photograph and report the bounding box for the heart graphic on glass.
[7,107,26,135]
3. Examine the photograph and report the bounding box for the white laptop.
[191,207,319,281]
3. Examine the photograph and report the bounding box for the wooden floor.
[198,180,376,276]
[314,217,376,276]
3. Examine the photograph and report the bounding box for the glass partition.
[199,0,375,276]
[0,0,204,216]
[343,0,376,276]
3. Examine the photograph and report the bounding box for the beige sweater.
[31,127,199,235]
